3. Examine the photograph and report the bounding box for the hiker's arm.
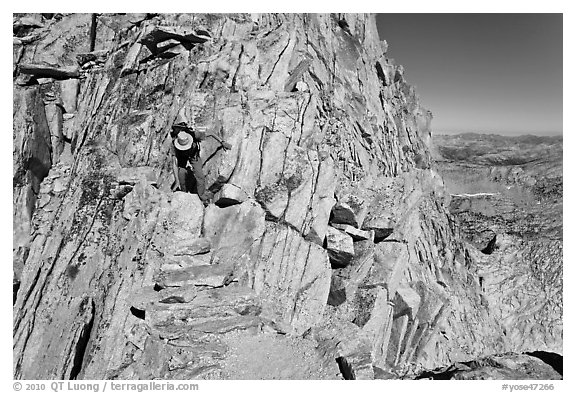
[205,133,222,143]
[205,133,231,150]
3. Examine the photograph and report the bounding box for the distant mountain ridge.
[433,133,562,166]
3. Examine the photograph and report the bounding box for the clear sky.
[376,14,563,135]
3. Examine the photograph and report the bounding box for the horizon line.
[434,130,563,137]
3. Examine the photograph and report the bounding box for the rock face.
[413,353,562,380]
[433,133,563,356]
[13,13,561,380]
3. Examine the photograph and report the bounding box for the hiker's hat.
[174,132,194,151]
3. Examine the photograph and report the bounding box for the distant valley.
[432,133,563,357]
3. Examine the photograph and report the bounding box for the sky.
[376,14,563,135]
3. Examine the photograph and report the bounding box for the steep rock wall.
[13,13,545,380]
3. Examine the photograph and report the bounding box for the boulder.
[361,209,395,242]
[326,227,355,268]
[331,202,358,227]
[330,195,368,228]
[213,183,248,207]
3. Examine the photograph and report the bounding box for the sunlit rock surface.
[13,13,561,380]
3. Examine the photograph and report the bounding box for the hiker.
[171,117,231,203]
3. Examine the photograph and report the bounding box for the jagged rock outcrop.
[412,353,561,380]
[13,13,560,380]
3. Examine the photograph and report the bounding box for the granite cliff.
[13,13,561,379]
